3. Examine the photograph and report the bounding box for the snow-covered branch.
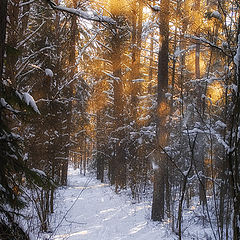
[185,35,232,57]
[45,0,116,24]
[79,32,99,57]
[17,21,45,48]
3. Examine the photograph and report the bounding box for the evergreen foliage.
[0,0,239,238]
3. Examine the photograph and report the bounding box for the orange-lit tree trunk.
[130,0,143,119]
[148,0,155,85]
[127,0,144,199]
[195,5,200,79]
[193,0,206,206]
[112,25,126,190]
[107,10,128,190]
[151,0,170,221]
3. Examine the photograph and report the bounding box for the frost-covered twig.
[17,21,45,48]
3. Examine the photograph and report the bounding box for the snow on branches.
[45,0,116,24]
[22,92,41,114]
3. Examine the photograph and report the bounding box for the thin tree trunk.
[148,0,155,89]
[229,29,240,238]
[96,111,104,182]
[194,0,201,79]
[130,0,143,119]
[0,0,8,82]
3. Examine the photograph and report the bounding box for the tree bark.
[151,0,170,222]
[5,0,20,87]
[109,14,127,191]
[130,0,143,119]
[61,14,78,185]
[194,0,201,79]
[0,0,8,82]
[96,111,104,182]
[152,163,165,221]
[229,28,240,239]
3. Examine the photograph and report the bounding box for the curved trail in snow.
[49,167,174,240]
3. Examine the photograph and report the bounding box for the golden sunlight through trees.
[2,0,239,238]
[186,51,207,77]
[96,0,132,15]
[109,0,131,15]
[157,101,170,117]
[206,81,224,105]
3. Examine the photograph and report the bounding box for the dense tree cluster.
[0,0,239,239]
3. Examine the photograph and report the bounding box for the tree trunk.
[130,0,143,119]
[96,111,104,182]
[229,30,240,239]
[152,163,165,221]
[151,0,170,222]
[5,0,20,87]
[194,0,201,79]
[0,0,8,82]
[111,16,126,191]
[61,14,78,185]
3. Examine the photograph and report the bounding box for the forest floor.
[39,167,175,240]
[39,167,213,240]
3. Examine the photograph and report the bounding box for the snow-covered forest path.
[47,167,175,240]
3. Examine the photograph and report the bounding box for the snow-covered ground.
[37,167,216,240]
[41,167,176,240]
